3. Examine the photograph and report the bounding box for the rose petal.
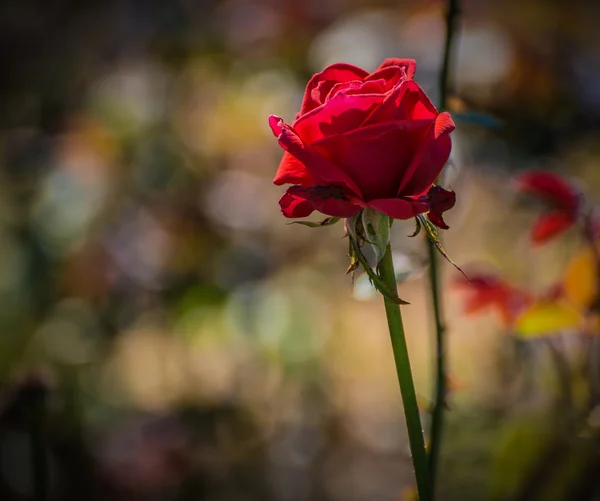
[294,92,385,143]
[531,211,577,244]
[270,115,312,185]
[273,152,312,186]
[516,171,580,212]
[279,185,361,219]
[279,186,315,218]
[268,114,284,136]
[367,197,430,220]
[325,79,387,101]
[363,80,438,126]
[377,59,416,80]
[313,119,432,200]
[309,188,362,217]
[364,66,404,91]
[396,112,455,197]
[300,63,370,115]
[455,273,530,326]
[425,185,456,229]
[274,120,364,198]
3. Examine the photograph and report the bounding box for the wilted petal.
[425,185,456,229]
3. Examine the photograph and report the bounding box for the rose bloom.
[515,170,581,245]
[269,59,456,228]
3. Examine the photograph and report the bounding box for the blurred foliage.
[1,0,600,500]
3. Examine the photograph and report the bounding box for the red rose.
[515,170,581,244]
[269,58,456,225]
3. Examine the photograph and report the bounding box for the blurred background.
[1,0,600,500]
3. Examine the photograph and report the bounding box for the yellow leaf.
[562,246,597,310]
[515,302,582,338]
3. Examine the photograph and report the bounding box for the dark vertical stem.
[438,0,460,111]
[428,0,460,494]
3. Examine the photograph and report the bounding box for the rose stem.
[379,243,432,501]
[427,0,460,494]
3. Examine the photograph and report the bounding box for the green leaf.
[287,217,341,228]
[361,207,391,266]
[418,215,467,280]
[349,234,409,305]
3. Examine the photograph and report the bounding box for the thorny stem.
[427,0,460,494]
[379,244,432,501]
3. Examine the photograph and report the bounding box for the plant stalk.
[428,0,460,493]
[379,243,432,501]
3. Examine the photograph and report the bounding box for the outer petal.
[424,185,456,229]
[294,92,385,143]
[313,119,431,200]
[279,185,361,219]
[367,197,430,220]
[300,63,370,115]
[273,153,312,186]
[397,112,455,197]
[279,186,315,218]
[531,211,577,244]
[310,194,362,218]
[270,115,312,186]
[271,116,364,198]
[376,59,416,80]
[516,171,580,212]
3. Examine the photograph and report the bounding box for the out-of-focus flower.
[514,301,582,338]
[515,170,581,245]
[455,273,532,327]
[269,59,455,226]
[561,245,599,312]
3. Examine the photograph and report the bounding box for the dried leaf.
[418,214,467,280]
[408,217,422,237]
[287,217,341,228]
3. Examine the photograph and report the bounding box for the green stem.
[428,0,460,493]
[379,244,432,501]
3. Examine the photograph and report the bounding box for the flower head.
[515,170,581,245]
[269,59,456,227]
